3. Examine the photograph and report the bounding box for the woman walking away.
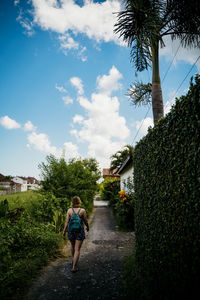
[62,196,89,272]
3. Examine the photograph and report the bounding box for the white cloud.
[73,114,84,124]
[14,0,20,5]
[70,77,84,95]
[24,120,37,131]
[0,116,21,129]
[96,65,123,95]
[16,12,35,36]
[27,132,60,155]
[62,96,73,105]
[135,117,154,136]
[77,46,87,62]
[160,36,200,70]
[71,66,130,168]
[58,33,79,50]
[63,142,80,160]
[164,89,177,115]
[55,83,67,93]
[27,131,80,160]
[31,0,122,44]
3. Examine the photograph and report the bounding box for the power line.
[164,55,200,111]
[162,41,182,84]
[130,105,151,145]
[130,42,182,145]
[131,55,200,145]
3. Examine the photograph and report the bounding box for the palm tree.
[114,0,200,124]
[110,144,134,172]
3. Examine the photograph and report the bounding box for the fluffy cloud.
[24,120,37,131]
[0,116,21,129]
[135,117,154,137]
[31,0,121,44]
[96,65,123,95]
[63,142,80,160]
[58,33,79,50]
[71,66,130,168]
[160,36,200,70]
[27,132,60,155]
[27,131,80,159]
[73,114,84,124]
[70,77,84,95]
[62,96,73,105]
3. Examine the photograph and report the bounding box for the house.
[102,168,120,179]
[12,176,40,191]
[117,155,134,193]
[0,173,40,194]
[12,177,28,192]
[0,181,22,194]
[26,177,40,190]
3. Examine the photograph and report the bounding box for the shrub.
[128,75,200,299]
[100,177,120,203]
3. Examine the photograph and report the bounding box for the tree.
[110,144,134,172]
[39,155,101,199]
[114,0,200,123]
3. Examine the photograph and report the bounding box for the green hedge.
[129,75,200,299]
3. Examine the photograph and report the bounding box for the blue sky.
[0,0,199,179]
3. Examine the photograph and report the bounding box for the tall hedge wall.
[132,75,200,299]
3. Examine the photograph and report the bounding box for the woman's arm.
[62,209,70,238]
[82,209,89,232]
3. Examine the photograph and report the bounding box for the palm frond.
[127,81,152,106]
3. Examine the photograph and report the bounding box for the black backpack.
[67,208,83,232]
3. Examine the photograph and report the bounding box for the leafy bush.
[100,177,120,203]
[39,156,101,215]
[128,75,200,299]
[0,213,61,299]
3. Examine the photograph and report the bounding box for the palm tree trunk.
[151,41,164,124]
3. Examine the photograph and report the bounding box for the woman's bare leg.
[72,240,83,271]
[70,240,75,257]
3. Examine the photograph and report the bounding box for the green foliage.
[127,81,152,106]
[110,144,134,172]
[0,185,6,190]
[112,177,135,231]
[0,199,9,217]
[53,210,65,234]
[129,75,200,299]
[39,156,100,214]
[0,214,61,299]
[100,178,120,202]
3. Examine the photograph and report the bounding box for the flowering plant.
[118,189,130,202]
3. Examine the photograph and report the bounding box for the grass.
[0,190,43,210]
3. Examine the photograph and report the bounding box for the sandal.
[71,268,79,273]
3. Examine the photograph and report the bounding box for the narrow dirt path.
[26,202,135,300]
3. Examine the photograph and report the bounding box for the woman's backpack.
[67,208,83,232]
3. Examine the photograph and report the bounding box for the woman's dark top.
[67,213,85,241]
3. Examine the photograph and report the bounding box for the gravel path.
[25,203,135,300]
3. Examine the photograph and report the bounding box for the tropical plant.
[110,144,134,172]
[114,0,200,123]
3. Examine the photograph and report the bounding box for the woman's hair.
[72,196,81,208]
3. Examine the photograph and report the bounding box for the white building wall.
[12,177,27,191]
[120,165,134,193]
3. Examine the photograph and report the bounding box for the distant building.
[102,168,120,179]
[117,155,134,193]
[0,173,40,194]
[12,177,28,192]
